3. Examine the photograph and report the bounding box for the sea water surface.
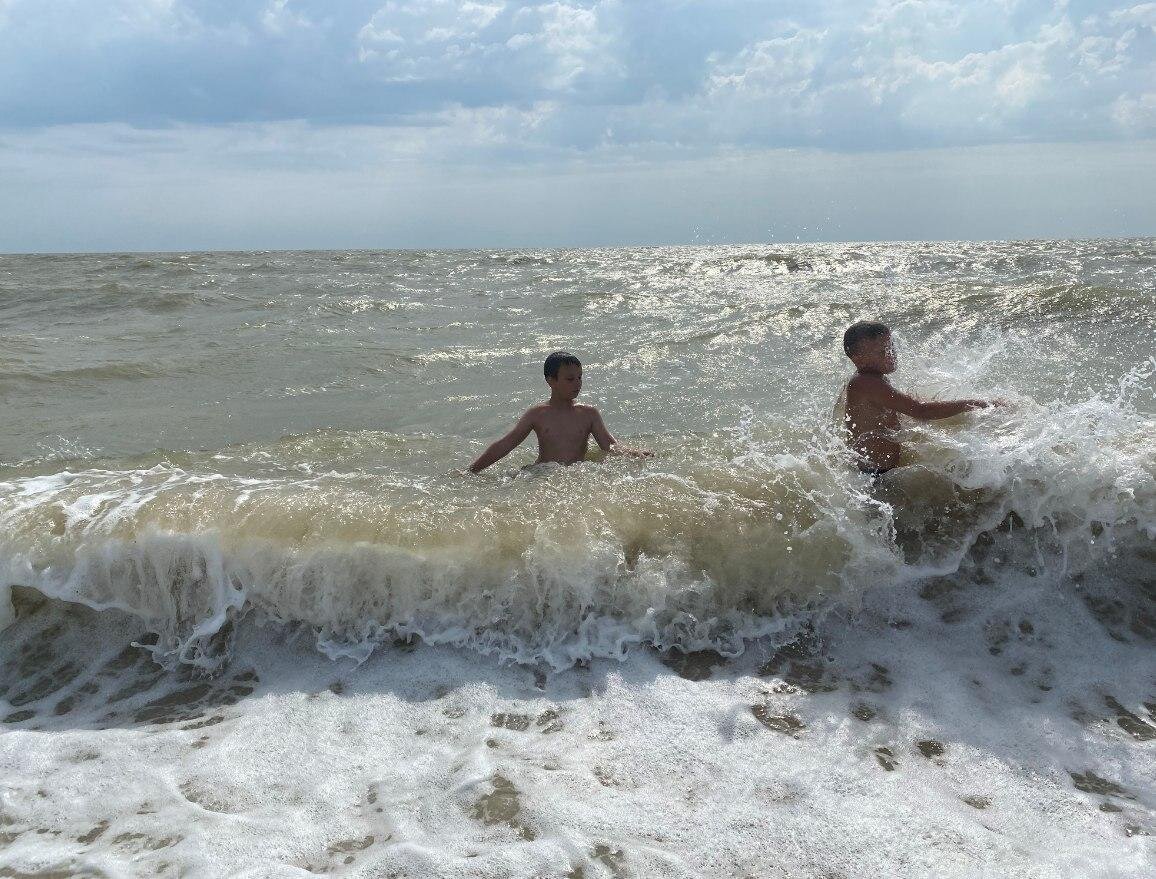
[0,241,1153,877]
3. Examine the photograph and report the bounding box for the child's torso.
[532,407,594,465]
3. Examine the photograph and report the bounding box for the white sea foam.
[0,557,1152,877]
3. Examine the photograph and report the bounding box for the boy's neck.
[856,366,889,377]
[548,393,575,407]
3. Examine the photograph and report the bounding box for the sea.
[0,240,1153,878]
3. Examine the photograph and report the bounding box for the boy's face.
[547,364,582,399]
[852,333,898,374]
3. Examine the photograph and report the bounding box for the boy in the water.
[841,321,1001,475]
[468,351,651,473]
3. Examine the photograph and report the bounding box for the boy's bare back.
[844,373,905,472]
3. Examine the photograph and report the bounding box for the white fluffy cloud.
[355,0,624,98]
[685,1,1156,147]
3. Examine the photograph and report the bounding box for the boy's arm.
[591,409,652,457]
[468,411,535,473]
[861,375,994,421]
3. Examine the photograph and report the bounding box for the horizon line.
[3,233,1154,258]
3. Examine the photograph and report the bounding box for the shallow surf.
[1,240,1153,876]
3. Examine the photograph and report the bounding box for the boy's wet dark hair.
[843,321,891,357]
[544,351,581,379]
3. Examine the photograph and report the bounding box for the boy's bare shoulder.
[847,373,889,397]
[574,403,602,419]
[520,403,552,422]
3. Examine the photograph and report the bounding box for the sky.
[1,0,1154,251]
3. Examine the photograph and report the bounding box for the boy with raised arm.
[841,321,1002,475]
[468,351,651,474]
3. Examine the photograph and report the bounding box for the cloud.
[1112,90,1156,128]
[0,0,1152,150]
[354,1,624,98]
[262,0,315,35]
[684,2,1155,148]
